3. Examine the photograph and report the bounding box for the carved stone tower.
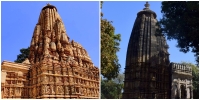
[122,2,170,99]
[1,4,99,99]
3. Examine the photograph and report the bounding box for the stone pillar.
[190,86,193,99]
[1,70,7,84]
[177,78,181,99]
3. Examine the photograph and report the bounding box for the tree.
[181,62,199,99]
[101,79,118,99]
[113,73,124,99]
[101,1,121,80]
[101,73,124,99]
[14,47,30,63]
[158,1,199,64]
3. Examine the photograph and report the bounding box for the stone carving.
[50,85,55,94]
[1,3,99,99]
[65,86,69,94]
[45,85,50,94]
[56,77,62,83]
[43,76,49,83]
[10,88,14,96]
[49,76,54,82]
[22,58,30,64]
[4,88,8,96]
[56,86,64,94]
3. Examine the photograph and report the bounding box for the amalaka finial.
[144,2,150,8]
[47,3,51,6]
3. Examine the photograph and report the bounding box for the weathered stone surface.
[122,2,192,99]
[123,2,170,99]
[170,63,193,99]
[1,4,99,99]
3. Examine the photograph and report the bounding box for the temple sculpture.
[1,4,99,99]
[122,2,192,99]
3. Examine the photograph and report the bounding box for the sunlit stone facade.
[1,4,99,99]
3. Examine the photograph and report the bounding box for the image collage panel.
[1,1,198,99]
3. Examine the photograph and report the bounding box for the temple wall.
[1,61,30,99]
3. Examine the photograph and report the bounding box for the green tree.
[181,62,199,99]
[101,1,121,80]
[14,47,30,63]
[158,1,199,64]
[101,78,123,99]
[113,73,124,99]
[101,73,124,99]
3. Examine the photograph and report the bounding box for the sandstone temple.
[122,2,192,99]
[1,4,99,99]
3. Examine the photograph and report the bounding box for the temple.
[1,4,99,99]
[122,2,192,99]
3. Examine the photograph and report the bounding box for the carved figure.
[50,85,55,94]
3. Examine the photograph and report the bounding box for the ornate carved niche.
[41,85,45,95]
[49,76,54,83]
[50,85,55,94]
[69,77,74,83]
[56,77,62,83]
[65,86,69,94]
[42,75,49,83]
[56,85,64,94]
[4,87,9,96]
[63,77,69,84]
[71,86,75,94]
[15,87,21,96]
[82,88,86,95]
[10,88,14,97]
[46,85,51,95]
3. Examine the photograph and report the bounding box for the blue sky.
[102,1,197,73]
[1,1,100,67]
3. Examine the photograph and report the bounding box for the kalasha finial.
[144,2,150,8]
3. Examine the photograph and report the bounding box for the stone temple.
[122,2,192,99]
[1,4,99,99]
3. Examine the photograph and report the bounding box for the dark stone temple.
[122,2,192,99]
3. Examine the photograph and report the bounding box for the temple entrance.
[180,85,186,99]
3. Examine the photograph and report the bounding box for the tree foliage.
[14,47,30,63]
[158,1,199,64]
[101,1,121,80]
[101,73,124,99]
[181,62,199,99]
